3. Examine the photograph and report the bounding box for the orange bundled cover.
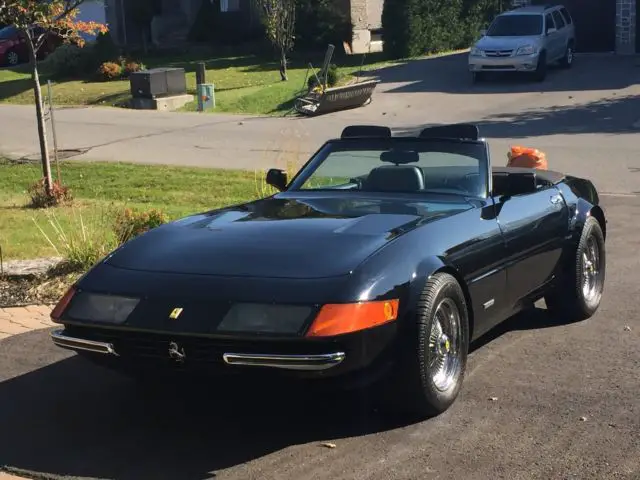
[506,145,548,170]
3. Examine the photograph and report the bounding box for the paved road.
[1,53,640,480]
[1,194,638,480]
[1,54,640,195]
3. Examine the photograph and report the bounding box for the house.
[516,0,635,54]
[103,0,636,55]
[104,0,384,54]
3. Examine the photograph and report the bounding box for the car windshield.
[0,26,18,40]
[288,138,488,198]
[486,14,543,36]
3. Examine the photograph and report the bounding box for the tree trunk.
[279,50,288,81]
[26,33,53,196]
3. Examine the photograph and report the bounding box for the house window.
[219,0,240,12]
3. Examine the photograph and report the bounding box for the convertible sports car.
[49,124,606,418]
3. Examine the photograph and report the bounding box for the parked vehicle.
[0,25,64,67]
[468,4,576,82]
[49,123,606,419]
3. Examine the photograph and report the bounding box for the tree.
[257,0,296,81]
[0,1,106,198]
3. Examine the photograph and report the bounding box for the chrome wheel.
[6,51,19,66]
[428,297,462,392]
[582,235,602,302]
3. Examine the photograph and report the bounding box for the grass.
[0,48,399,116]
[0,157,286,261]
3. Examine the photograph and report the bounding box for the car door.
[551,10,568,53]
[494,183,569,308]
[544,12,561,61]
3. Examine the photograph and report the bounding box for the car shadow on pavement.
[393,93,640,138]
[368,53,640,95]
[470,304,583,353]
[0,307,585,480]
[0,329,412,480]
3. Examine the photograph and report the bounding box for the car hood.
[104,195,471,279]
[476,35,541,50]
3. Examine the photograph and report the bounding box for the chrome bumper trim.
[222,352,346,371]
[50,329,118,356]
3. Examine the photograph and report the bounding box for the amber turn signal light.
[305,299,399,337]
[50,286,76,322]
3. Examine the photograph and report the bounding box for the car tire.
[560,42,574,69]
[471,72,485,83]
[533,51,547,82]
[545,216,606,321]
[388,272,470,419]
[5,49,20,67]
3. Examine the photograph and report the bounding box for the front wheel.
[533,51,547,82]
[545,216,606,321]
[388,272,470,419]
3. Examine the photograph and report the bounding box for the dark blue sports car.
[49,124,606,418]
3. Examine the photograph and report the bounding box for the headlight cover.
[217,303,313,335]
[515,45,537,56]
[469,47,483,56]
[66,292,139,324]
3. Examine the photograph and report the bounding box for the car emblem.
[168,341,186,363]
[169,307,184,320]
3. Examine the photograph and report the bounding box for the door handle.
[550,193,563,205]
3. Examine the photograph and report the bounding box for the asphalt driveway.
[1,194,638,480]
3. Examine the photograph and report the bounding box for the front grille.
[484,50,513,57]
[65,325,332,368]
[482,65,516,70]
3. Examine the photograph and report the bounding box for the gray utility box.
[130,67,187,99]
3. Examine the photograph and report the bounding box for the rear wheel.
[560,42,574,69]
[388,272,470,419]
[5,49,20,67]
[545,216,605,321]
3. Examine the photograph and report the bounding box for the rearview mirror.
[266,168,288,192]
[546,27,556,35]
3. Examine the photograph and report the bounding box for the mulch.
[0,268,80,308]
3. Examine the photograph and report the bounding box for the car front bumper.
[51,321,399,387]
[468,53,540,72]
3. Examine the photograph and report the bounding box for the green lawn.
[0,50,397,115]
[0,158,274,260]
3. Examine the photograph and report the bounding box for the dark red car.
[0,25,63,67]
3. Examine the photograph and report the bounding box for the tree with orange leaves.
[0,1,107,199]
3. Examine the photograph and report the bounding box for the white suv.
[468,4,576,82]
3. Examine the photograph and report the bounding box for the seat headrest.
[364,165,425,193]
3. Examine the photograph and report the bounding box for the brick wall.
[616,0,636,54]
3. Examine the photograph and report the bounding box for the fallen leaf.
[579,416,587,422]
[489,396,498,402]
[321,442,337,449]
[624,326,631,331]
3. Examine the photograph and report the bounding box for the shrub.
[28,178,73,208]
[34,208,116,273]
[41,43,96,79]
[113,207,168,245]
[97,61,123,81]
[382,0,490,59]
[295,0,352,51]
[121,60,145,77]
[307,63,339,90]
[92,31,120,64]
